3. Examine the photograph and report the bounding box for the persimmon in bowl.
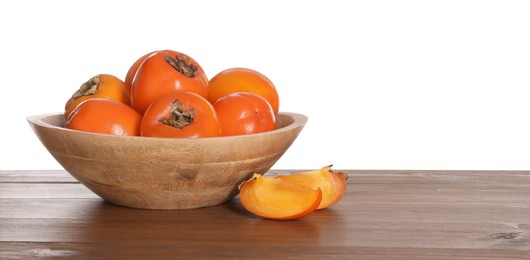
[27,112,307,210]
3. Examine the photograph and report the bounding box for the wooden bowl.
[27,112,307,210]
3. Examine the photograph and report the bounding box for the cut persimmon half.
[276,165,348,209]
[238,173,322,220]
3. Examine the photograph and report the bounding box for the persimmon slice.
[239,173,322,220]
[276,165,347,209]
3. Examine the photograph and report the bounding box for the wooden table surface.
[1,170,530,259]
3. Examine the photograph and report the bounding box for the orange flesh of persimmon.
[276,166,347,209]
[239,173,322,220]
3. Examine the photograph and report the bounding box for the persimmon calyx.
[165,55,199,78]
[71,75,99,100]
[159,99,195,128]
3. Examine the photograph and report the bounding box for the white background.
[1,0,530,170]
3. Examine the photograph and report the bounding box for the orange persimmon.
[208,68,280,115]
[213,92,276,136]
[65,74,130,119]
[276,165,348,209]
[64,98,142,136]
[130,50,209,115]
[141,92,220,138]
[239,173,322,220]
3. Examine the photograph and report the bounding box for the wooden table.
[1,170,530,259]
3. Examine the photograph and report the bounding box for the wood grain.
[1,170,530,259]
[27,113,307,210]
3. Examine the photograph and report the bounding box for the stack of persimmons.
[63,49,347,220]
[64,49,279,138]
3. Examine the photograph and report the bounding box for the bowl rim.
[27,112,308,141]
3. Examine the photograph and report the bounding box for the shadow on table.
[70,196,348,247]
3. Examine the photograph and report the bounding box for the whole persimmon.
[64,74,130,119]
[208,68,280,115]
[213,92,276,136]
[65,98,142,136]
[130,50,209,114]
[141,92,220,138]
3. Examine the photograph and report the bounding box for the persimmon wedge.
[239,173,322,220]
[276,165,348,209]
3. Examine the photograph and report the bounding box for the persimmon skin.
[276,166,347,209]
[130,50,209,115]
[239,173,322,220]
[65,74,130,119]
[124,51,157,94]
[208,68,280,115]
[65,98,142,136]
[213,92,276,136]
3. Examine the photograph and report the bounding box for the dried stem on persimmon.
[159,99,195,128]
[165,55,199,78]
[71,76,99,100]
